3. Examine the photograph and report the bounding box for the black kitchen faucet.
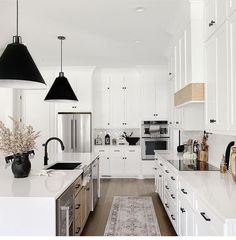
[43,137,65,165]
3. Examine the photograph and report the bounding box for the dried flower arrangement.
[0,117,40,155]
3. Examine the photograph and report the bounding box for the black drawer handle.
[75,204,81,209]
[165,185,169,190]
[160,163,163,166]
[180,207,186,213]
[75,227,81,234]
[159,175,162,178]
[171,176,175,181]
[165,203,169,209]
[153,167,157,170]
[209,20,215,27]
[171,214,176,221]
[165,170,169,174]
[170,194,175,199]
[210,119,216,123]
[181,188,187,194]
[75,184,81,189]
[200,212,211,221]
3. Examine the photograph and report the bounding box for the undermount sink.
[46,162,82,170]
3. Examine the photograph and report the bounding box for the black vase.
[11,153,31,178]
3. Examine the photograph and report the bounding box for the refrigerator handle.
[71,120,74,149]
[75,119,77,149]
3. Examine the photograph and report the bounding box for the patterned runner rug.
[104,196,161,236]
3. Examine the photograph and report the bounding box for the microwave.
[141,137,170,160]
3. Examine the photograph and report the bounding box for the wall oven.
[141,120,170,160]
[142,137,170,160]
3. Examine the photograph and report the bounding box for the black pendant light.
[44,36,78,102]
[0,0,46,89]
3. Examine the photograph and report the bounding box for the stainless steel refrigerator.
[58,113,92,153]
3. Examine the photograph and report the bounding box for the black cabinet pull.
[108,123,110,125]
[170,194,175,199]
[180,207,186,213]
[209,20,215,27]
[165,170,169,174]
[165,203,169,208]
[75,184,80,189]
[75,227,81,234]
[165,185,169,190]
[171,176,175,181]
[176,121,179,124]
[200,212,211,221]
[171,214,176,221]
[210,119,216,123]
[181,188,187,194]
[160,163,163,166]
[75,204,81,209]
[159,175,162,178]
[153,167,157,170]
[169,73,172,76]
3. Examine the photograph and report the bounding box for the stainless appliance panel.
[92,158,99,211]
[56,184,74,236]
[74,113,91,153]
[58,114,74,153]
[142,138,170,160]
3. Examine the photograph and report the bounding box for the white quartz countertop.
[156,152,236,222]
[0,152,99,199]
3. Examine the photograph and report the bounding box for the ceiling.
[0,0,189,67]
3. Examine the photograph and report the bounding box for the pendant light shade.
[0,1,46,89]
[44,36,78,102]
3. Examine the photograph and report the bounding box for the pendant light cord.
[16,0,19,36]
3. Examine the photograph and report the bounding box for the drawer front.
[164,177,177,206]
[195,198,224,235]
[179,179,193,206]
[74,175,83,195]
[164,192,178,232]
[74,208,82,236]
[125,147,141,155]
[110,147,124,156]
[94,147,109,154]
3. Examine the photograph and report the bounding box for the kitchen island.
[154,152,236,236]
[0,152,99,236]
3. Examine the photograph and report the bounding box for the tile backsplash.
[93,128,140,145]
[181,131,236,167]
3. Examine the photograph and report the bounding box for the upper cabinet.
[93,68,141,129]
[55,67,95,113]
[228,12,236,131]
[139,66,169,120]
[205,0,227,40]
[228,0,236,17]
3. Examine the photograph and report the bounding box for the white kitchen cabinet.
[180,32,187,89]
[168,51,175,80]
[56,67,94,113]
[110,75,125,128]
[125,73,140,128]
[175,43,181,92]
[93,69,140,129]
[179,195,194,236]
[228,0,236,17]
[140,67,169,120]
[205,0,227,40]
[93,76,111,128]
[228,12,236,131]
[94,147,110,177]
[124,147,140,176]
[205,23,228,131]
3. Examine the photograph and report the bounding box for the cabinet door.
[168,52,175,80]
[229,13,236,130]
[124,148,140,176]
[93,76,111,128]
[186,24,192,86]
[180,32,187,89]
[158,170,164,202]
[215,24,228,130]
[175,42,181,92]
[140,71,157,119]
[205,34,217,130]
[216,0,227,28]
[205,0,216,39]
[110,75,125,128]
[156,68,169,119]
[125,74,140,128]
[94,148,110,176]
[228,0,236,16]
[110,155,125,176]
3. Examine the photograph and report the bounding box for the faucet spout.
[43,137,65,165]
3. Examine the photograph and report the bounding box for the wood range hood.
[174,83,205,107]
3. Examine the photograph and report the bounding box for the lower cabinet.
[94,146,141,178]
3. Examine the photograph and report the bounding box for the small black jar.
[11,152,31,178]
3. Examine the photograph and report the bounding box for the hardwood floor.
[81,178,177,236]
